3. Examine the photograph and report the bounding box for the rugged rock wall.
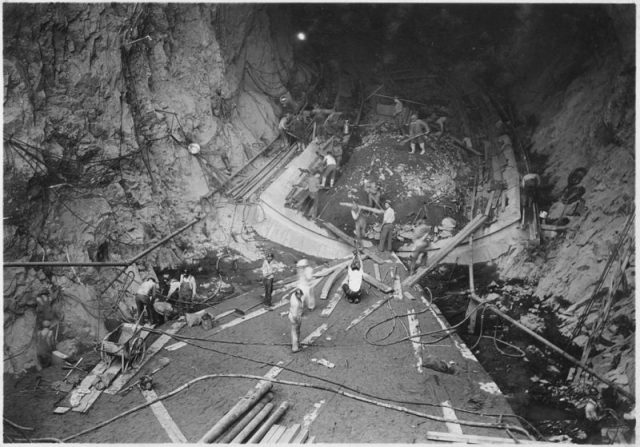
[3,4,293,373]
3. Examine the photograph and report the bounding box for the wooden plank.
[291,427,310,443]
[345,298,389,331]
[441,400,462,435]
[277,424,301,444]
[53,360,109,413]
[402,214,488,287]
[362,272,392,293]
[373,263,381,281]
[407,310,423,373]
[259,424,281,444]
[320,268,344,300]
[302,324,328,346]
[426,431,531,444]
[338,202,384,214]
[141,389,188,442]
[262,424,287,444]
[306,435,316,443]
[105,321,185,394]
[321,279,346,317]
[319,221,385,264]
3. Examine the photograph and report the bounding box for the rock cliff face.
[3,3,294,373]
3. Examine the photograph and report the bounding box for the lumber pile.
[198,383,314,444]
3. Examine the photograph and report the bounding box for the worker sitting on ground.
[288,288,305,353]
[364,178,382,209]
[296,259,315,310]
[351,203,368,243]
[408,114,430,155]
[153,297,177,324]
[135,277,159,325]
[321,152,337,188]
[409,218,432,275]
[342,252,364,304]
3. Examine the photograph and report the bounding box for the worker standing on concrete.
[322,152,337,188]
[135,277,158,324]
[393,96,405,135]
[351,203,368,242]
[262,253,275,309]
[343,252,363,304]
[295,173,321,219]
[288,288,305,353]
[296,259,315,310]
[408,114,430,155]
[332,138,343,167]
[409,218,432,275]
[378,200,396,253]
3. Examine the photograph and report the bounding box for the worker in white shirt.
[342,252,363,304]
[288,288,305,353]
[296,259,315,310]
[321,152,337,188]
[135,277,158,324]
[378,200,396,252]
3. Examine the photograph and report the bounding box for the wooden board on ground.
[320,269,345,300]
[345,298,389,331]
[292,427,310,443]
[425,431,531,444]
[362,272,392,293]
[318,221,384,264]
[141,388,188,442]
[277,424,301,443]
[321,278,346,317]
[262,424,287,444]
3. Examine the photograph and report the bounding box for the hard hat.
[411,114,418,120]
[296,259,309,268]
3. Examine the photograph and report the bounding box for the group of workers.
[134,268,198,325]
[262,250,363,353]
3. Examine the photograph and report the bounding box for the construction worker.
[332,138,343,167]
[279,113,292,145]
[294,172,321,219]
[378,200,396,253]
[262,253,275,309]
[408,114,430,155]
[521,173,541,228]
[288,288,305,353]
[364,178,382,209]
[409,219,432,275]
[296,259,315,310]
[393,96,405,135]
[135,277,158,324]
[179,268,197,302]
[321,152,337,188]
[342,252,363,304]
[351,203,368,242]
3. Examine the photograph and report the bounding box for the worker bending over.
[342,252,363,304]
[135,277,158,324]
[408,114,430,155]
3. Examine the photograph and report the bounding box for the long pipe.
[4,217,201,268]
[471,296,635,402]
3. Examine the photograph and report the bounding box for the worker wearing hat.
[262,253,275,309]
[378,200,396,253]
[296,259,315,310]
[408,114,430,155]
